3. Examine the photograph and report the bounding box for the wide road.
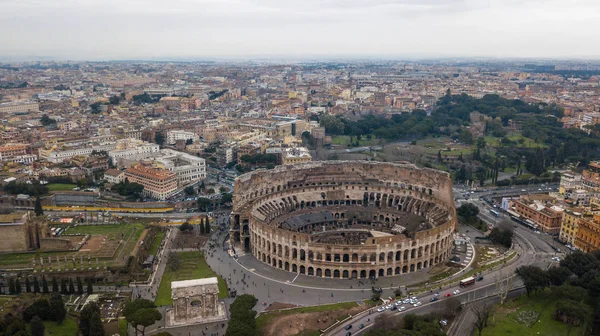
[325,218,558,336]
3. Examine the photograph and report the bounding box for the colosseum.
[229,161,457,279]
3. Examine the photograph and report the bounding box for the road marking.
[291,274,299,283]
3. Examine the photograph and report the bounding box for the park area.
[0,223,146,270]
[155,251,228,306]
[46,183,78,191]
[482,290,579,336]
[256,301,375,336]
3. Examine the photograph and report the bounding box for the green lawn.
[148,231,165,256]
[65,223,144,238]
[43,316,78,335]
[46,183,78,191]
[484,134,547,149]
[155,251,228,306]
[118,318,128,336]
[482,291,580,336]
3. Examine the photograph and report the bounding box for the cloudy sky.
[1,0,600,60]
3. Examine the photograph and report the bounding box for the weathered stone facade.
[230,161,457,279]
[167,278,227,327]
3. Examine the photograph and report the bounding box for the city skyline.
[2,0,600,60]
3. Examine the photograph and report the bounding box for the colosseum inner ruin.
[229,161,457,279]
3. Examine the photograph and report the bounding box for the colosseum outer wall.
[229,161,457,279]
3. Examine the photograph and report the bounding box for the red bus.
[460,277,476,287]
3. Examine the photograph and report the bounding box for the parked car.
[430,297,439,302]
[453,290,461,295]
[345,325,352,330]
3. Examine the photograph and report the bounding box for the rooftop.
[171,277,218,289]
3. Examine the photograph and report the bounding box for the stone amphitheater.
[229,161,457,279]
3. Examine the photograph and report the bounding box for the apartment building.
[575,214,600,252]
[511,195,564,234]
[0,102,40,115]
[281,147,312,165]
[124,164,177,201]
[152,149,206,186]
[167,130,196,145]
[559,209,587,245]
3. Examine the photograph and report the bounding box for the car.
[433,292,440,297]
[359,324,364,329]
[552,257,561,262]
[445,293,452,297]
[399,306,406,311]
[534,230,541,234]
[413,302,422,307]
[440,319,448,326]
[390,305,397,311]
[395,301,403,306]
[345,325,352,330]
[453,290,460,295]
[477,276,484,281]
[521,189,526,192]
[430,297,439,302]
[377,307,385,312]
[385,304,393,309]
[346,332,352,336]
[403,299,410,304]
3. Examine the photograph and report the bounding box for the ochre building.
[229,161,457,279]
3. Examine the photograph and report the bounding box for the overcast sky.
[2,0,600,60]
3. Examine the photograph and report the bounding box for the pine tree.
[86,278,93,295]
[205,216,211,234]
[42,276,49,294]
[49,293,67,324]
[30,316,45,336]
[33,276,40,293]
[200,217,205,234]
[34,196,44,216]
[15,278,21,294]
[76,276,84,295]
[25,277,31,293]
[89,312,105,336]
[8,278,15,294]
[51,276,58,293]
[60,279,68,294]
[68,278,75,294]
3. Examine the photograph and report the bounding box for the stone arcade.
[166,278,227,327]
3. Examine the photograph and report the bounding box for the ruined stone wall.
[40,238,73,251]
[230,161,456,279]
[0,224,29,252]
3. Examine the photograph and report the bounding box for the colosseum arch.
[229,161,456,279]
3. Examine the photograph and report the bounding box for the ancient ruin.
[230,161,457,279]
[166,278,227,327]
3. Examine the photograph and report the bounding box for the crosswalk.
[461,244,473,266]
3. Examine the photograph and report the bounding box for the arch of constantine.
[229,161,457,280]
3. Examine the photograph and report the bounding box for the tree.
[168,253,180,272]
[226,294,258,336]
[33,276,40,294]
[494,272,514,305]
[86,278,94,295]
[154,132,165,146]
[488,226,513,248]
[197,197,211,212]
[547,266,572,286]
[42,276,49,294]
[8,278,15,294]
[205,218,211,234]
[80,302,103,336]
[560,251,600,278]
[51,276,58,293]
[60,279,68,294]
[49,293,67,324]
[470,301,492,336]
[15,278,21,294]
[184,186,195,195]
[221,193,233,204]
[123,299,162,336]
[444,297,462,318]
[554,299,591,336]
[109,95,121,105]
[516,266,549,296]
[76,276,84,295]
[23,299,51,321]
[200,218,205,234]
[25,277,31,293]
[68,278,75,294]
[179,222,193,232]
[30,316,45,336]
[371,292,381,302]
[40,114,56,126]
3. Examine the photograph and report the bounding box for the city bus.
[489,209,500,217]
[460,277,476,288]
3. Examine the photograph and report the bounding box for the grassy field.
[0,223,145,269]
[43,316,79,335]
[46,183,78,191]
[155,251,228,306]
[484,134,547,149]
[148,231,165,256]
[119,318,128,336]
[482,290,580,336]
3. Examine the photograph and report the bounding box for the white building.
[167,130,197,145]
[152,149,206,186]
[108,139,160,165]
